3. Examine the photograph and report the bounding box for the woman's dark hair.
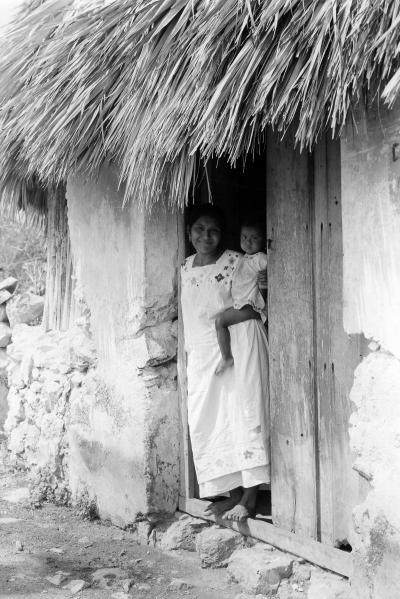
[186,203,226,231]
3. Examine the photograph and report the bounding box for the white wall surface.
[341,102,400,359]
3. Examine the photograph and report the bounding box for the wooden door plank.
[314,137,369,546]
[266,127,317,539]
[179,497,352,578]
[177,211,196,499]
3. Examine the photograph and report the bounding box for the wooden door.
[266,126,317,539]
[267,129,368,546]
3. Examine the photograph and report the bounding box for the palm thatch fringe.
[1,0,400,208]
[0,173,47,227]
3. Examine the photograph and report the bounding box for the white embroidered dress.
[181,250,270,497]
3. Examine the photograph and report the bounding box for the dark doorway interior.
[191,154,267,251]
[186,152,271,519]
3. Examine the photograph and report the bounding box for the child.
[215,218,267,375]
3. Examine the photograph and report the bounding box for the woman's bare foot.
[222,485,258,522]
[204,488,243,516]
[222,503,253,521]
[215,356,234,375]
[204,497,238,516]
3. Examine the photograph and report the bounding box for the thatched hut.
[1,1,400,596]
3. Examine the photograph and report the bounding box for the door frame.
[176,139,355,577]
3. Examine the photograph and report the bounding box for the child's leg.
[215,306,260,375]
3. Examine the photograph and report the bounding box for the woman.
[180,204,270,521]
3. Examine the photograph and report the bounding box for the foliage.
[0,214,46,295]
[0,0,400,209]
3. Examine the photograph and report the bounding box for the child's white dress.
[232,252,268,322]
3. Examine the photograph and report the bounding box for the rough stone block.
[0,348,8,374]
[4,388,25,430]
[67,326,97,371]
[65,579,90,594]
[121,578,134,592]
[32,333,69,372]
[0,289,12,305]
[0,322,12,348]
[0,277,18,293]
[42,379,63,410]
[7,324,43,363]
[0,304,8,322]
[277,579,307,599]
[136,520,153,543]
[168,578,193,591]
[91,567,129,589]
[30,381,42,394]
[196,525,244,568]
[46,571,70,586]
[70,371,85,388]
[306,571,349,599]
[20,352,34,386]
[139,321,178,368]
[160,514,208,551]
[6,293,44,327]
[31,367,41,380]
[228,545,294,595]
[291,562,312,584]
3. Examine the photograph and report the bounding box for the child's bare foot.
[215,356,234,375]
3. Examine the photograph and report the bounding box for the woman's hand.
[257,268,268,290]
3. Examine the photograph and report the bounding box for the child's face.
[240,226,264,255]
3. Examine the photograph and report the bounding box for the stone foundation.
[131,512,350,598]
[4,320,96,506]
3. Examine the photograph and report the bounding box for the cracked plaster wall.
[341,102,400,598]
[66,165,180,526]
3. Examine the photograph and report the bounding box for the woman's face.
[189,216,222,257]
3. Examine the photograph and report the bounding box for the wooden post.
[314,136,369,546]
[43,185,76,331]
[177,210,197,499]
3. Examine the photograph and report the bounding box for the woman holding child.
[180,204,270,521]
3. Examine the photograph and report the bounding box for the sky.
[0,0,24,32]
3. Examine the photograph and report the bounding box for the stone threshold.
[179,497,352,579]
[133,505,351,597]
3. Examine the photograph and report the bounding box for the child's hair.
[240,214,266,237]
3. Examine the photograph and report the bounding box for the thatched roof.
[1,0,400,208]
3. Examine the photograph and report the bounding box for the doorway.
[178,129,368,574]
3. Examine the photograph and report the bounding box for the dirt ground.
[0,469,240,599]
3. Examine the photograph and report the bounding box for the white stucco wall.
[342,103,400,359]
[342,103,400,599]
[66,165,180,525]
